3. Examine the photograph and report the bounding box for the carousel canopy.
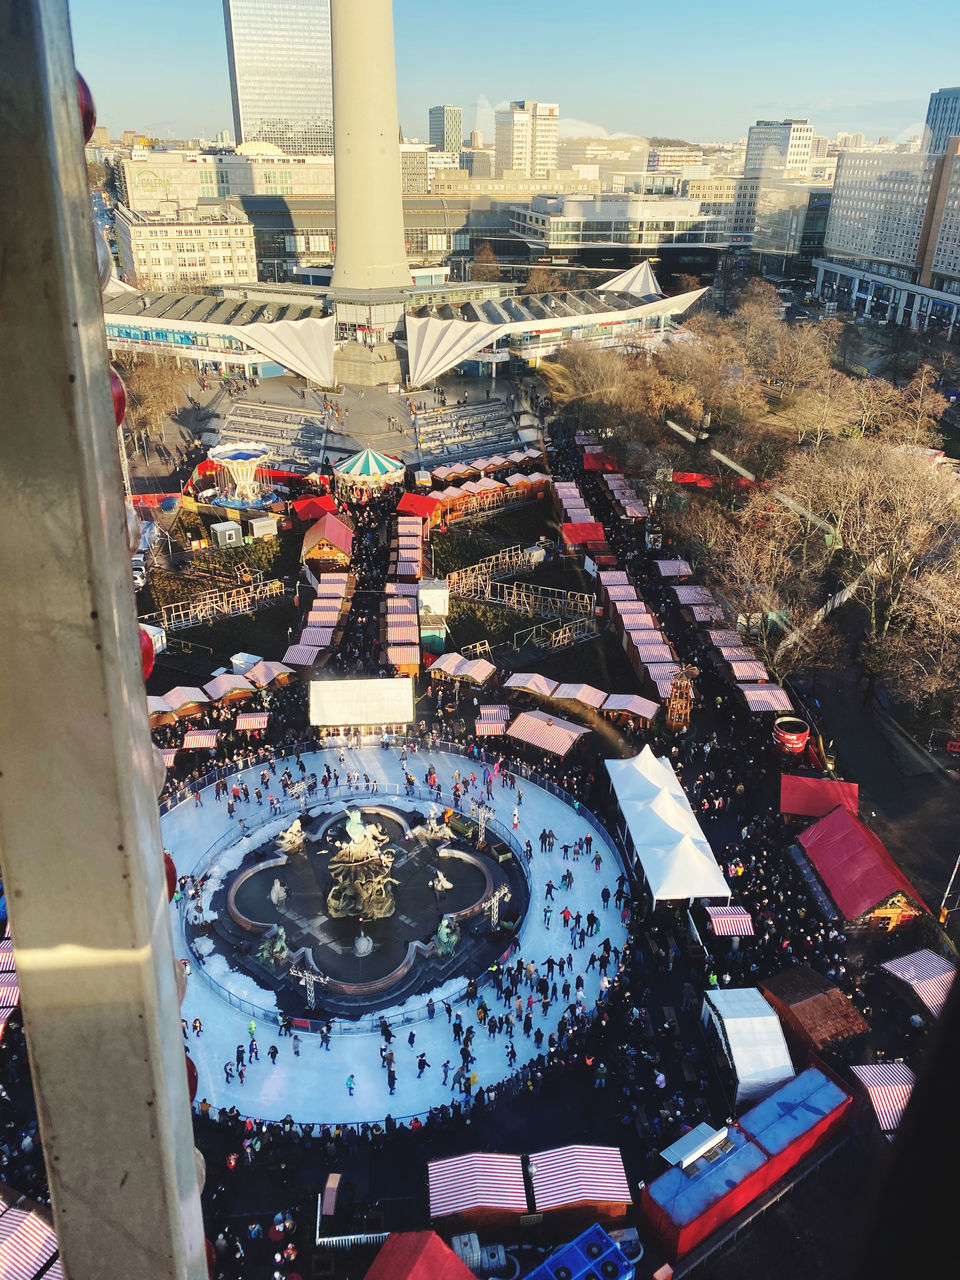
[334,447,405,484]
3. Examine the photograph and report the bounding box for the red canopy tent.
[396,491,441,520]
[363,1232,476,1280]
[561,521,606,549]
[798,805,929,926]
[292,495,337,520]
[780,773,859,818]
[581,451,618,471]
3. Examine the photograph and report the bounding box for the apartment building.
[114,202,258,289]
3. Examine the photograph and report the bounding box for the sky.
[70,0,960,145]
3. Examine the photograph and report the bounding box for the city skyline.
[70,0,960,146]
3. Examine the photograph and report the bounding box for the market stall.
[528,1144,631,1225]
[427,1152,527,1229]
[701,987,795,1108]
[759,967,868,1058]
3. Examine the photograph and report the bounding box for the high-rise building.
[925,87,960,154]
[744,119,814,177]
[494,100,558,178]
[222,0,333,154]
[814,140,960,333]
[114,202,258,289]
[429,105,462,155]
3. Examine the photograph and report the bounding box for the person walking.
[224,1062,235,1084]
[441,1060,451,1085]
[292,1034,301,1057]
[249,1038,259,1061]
[268,1044,279,1065]
[236,1045,245,1067]
[544,879,556,900]
[417,1053,431,1078]
[346,1074,356,1096]
[387,1067,397,1095]
[192,1018,202,1036]
[543,904,553,929]
[594,1062,608,1089]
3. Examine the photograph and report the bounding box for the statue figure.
[428,866,454,896]
[326,809,399,919]
[255,925,289,968]
[269,877,287,907]
[277,818,305,854]
[435,914,461,958]
[412,804,454,843]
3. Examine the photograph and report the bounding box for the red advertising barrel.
[773,715,810,755]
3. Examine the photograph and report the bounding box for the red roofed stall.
[363,1232,476,1280]
[560,521,607,551]
[780,773,859,818]
[396,491,442,526]
[798,806,929,930]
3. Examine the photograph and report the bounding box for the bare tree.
[891,363,948,447]
[470,242,500,282]
[522,267,562,295]
[872,568,960,728]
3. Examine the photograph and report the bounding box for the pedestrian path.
[162,746,628,1127]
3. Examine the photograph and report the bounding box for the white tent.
[606,747,730,905]
[702,988,795,1108]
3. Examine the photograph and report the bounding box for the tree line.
[541,281,960,732]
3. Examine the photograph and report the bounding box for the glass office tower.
[223,0,333,154]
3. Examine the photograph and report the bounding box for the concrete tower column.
[329,0,411,291]
[0,4,205,1276]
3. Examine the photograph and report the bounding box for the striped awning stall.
[385,645,421,668]
[654,558,692,578]
[881,949,957,1019]
[606,585,640,601]
[529,1144,631,1212]
[706,905,755,936]
[283,643,320,666]
[716,646,756,663]
[0,940,15,972]
[476,705,510,725]
[739,684,793,712]
[0,1210,58,1280]
[729,660,769,682]
[503,672,559,697]
[601,693,660,720]
[850,1062,915,1133]
[708,629,744,646]
[181,730,219,750]
[160,748,179,767]
[505,710,588,757]
[299,626,334,648]
[599,570,629,584]
[690,604,726,622]
[673,585,716,605]
[552,683,607,709]
[235,712,269,731]
[386,622,421,644]
[634,642,675,664]
[428,1152,527,1219]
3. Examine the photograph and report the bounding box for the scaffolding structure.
[157,579,285,631]
[513,616,600,650]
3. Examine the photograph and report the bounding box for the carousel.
[333,447,405,496]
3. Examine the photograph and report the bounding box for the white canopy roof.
[597,261,664,297]
[606,746,730,904]
[702,988,795,1107]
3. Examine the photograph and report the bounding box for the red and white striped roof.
[506,710,587,757]
[476,705,510,725]
[235,712,269,731]
[690,604,726,622]
[881,949,957,1018]
[283,643,320,666]
[729,660,769,683]
[181,729,219,750]
[0,940,15,973]
[385,644,421,667]
[299,626,334,648]
[552,682,607,709]
[606,585,639,601]
[602,693,660,719]
[654,558,692,578]
[706,905,755,936]
[386,622,421,644]
[673,585,716,605]
[160,748,178,767]
[739,684,793,712]
[708,629,744,646]
[529,1144,630,1211]
[428,1152,527,1218]
[0,1210,57,1280]
[634,642,675,664]
[850,1061,915,1133]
